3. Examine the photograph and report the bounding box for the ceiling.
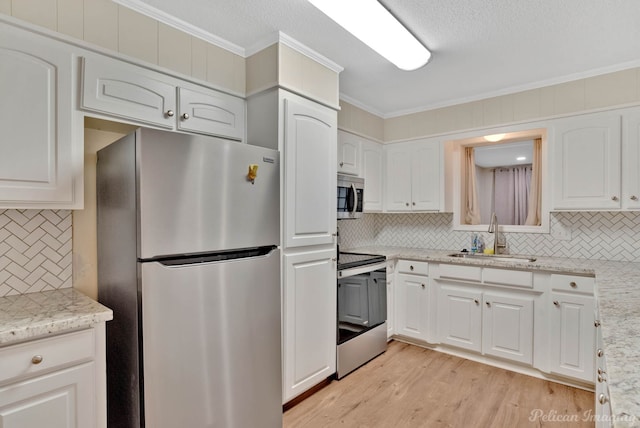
[124,0,640,118]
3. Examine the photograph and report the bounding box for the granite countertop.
[0,288,113,345]
[346,246,640,427]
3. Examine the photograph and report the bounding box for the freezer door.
[141,248,282,428]
[136,128,280,259]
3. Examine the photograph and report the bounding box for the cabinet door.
[411,140,442,211]
[395,273,429,341]
[552,113,621,209]
[549,292,595,382]
[337,130,361,175]
[283,97,337,248]
[482,292,534,365]
[362,139,384,212]
[0,25,79,207]
[82,56,176,128]
[283,248,336,403]
[623,109,640,209]
[0,363,95,428]
[177,86,245,140]
[385,146,412,211]
[437,283,482,352]
[338,276,369,326]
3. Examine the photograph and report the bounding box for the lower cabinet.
[436,284,534,364]
[548,291,595,383]
[282,248,336,403]
[0,328,103,428]
[595,304,612,428]
[395,272,429,342]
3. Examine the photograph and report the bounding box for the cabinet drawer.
[483,268,533,289]
[0,329,95,384]
[397,260,428,276]
[551,274,595,294]
[438,264,482,282]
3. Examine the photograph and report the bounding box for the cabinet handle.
[597,348,604,357]
[421,283,425,289]
[409,265,414,271]
[597,367,605,375]
[595,319,601,327]
[553,300,560,306]
[165,109,174,117]
[569,281,577,288]
[31,355,43,365]
[181,113,190,120]
[631,195,639,201]
[405,202,410,207]
[485,301,491,308]
[331,257,337,262]
[474,299,479,305]
[339,162,344,167]
[597,374,606,383]
[412,202,416,206]
[598,394,609,405]
[611,196,619,201]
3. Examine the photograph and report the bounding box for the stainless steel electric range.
[336,252,388,379]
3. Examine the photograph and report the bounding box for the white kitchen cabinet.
[437,283,483,352]
[282,248,336,403]
[548,291,595,383]
[361,138,384,212]
[283,95,337,249]
[0,328,102,428]
[0,21,82,208]
[622,109,640,209]
[337,130,361,176]
[82,56,245,140]
[552,112,622,210]
[386,262,395,338]
[384,139,443,212]
[482,292,534,365]
[394,261,430,342]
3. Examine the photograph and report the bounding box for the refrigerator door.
[141,248,282,428]
[136,128,280,259]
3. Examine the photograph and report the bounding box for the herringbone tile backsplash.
[339,211,640,262]
[0,210,72,296]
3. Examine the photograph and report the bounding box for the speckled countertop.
[0,288,113,345]
[346,246,640,427]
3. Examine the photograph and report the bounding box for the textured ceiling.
[133,0,640,117]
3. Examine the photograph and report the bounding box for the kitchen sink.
[447,253,537,263]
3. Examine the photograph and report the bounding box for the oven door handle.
[350,184,358,214]
[337,261,387,278]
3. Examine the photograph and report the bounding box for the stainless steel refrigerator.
[96,128,282,428]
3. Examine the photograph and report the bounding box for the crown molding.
[338,93,385,118]
[112,0,245,56]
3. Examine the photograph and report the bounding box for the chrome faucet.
[488,212,505,254]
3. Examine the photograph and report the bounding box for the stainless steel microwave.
[337,174,364,219]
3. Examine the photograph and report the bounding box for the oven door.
[337,262,387,344]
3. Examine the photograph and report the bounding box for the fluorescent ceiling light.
[308,0,431,71]
[516,156,527,161]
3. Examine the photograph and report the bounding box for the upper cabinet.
[361,139,384,212]
[0,21,82,209]
[552,112,622,210]
[552,107,640,211]
[384,138,443,212]
[337,130,361,176]
[81,56,245,141]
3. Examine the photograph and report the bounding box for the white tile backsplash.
[339,211,640,262]
[0,210,72,296]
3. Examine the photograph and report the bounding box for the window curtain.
[465,147,482,224]
[494,166,532,225]
[525,138,542,226]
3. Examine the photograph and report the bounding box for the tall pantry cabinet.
[248,89,338,403]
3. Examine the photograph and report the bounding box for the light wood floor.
[284,341,594,428]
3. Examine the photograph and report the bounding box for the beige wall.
[384,67,640,142]
[246,43,340,109]
[1,0,246,94]
[338,101,384,142]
